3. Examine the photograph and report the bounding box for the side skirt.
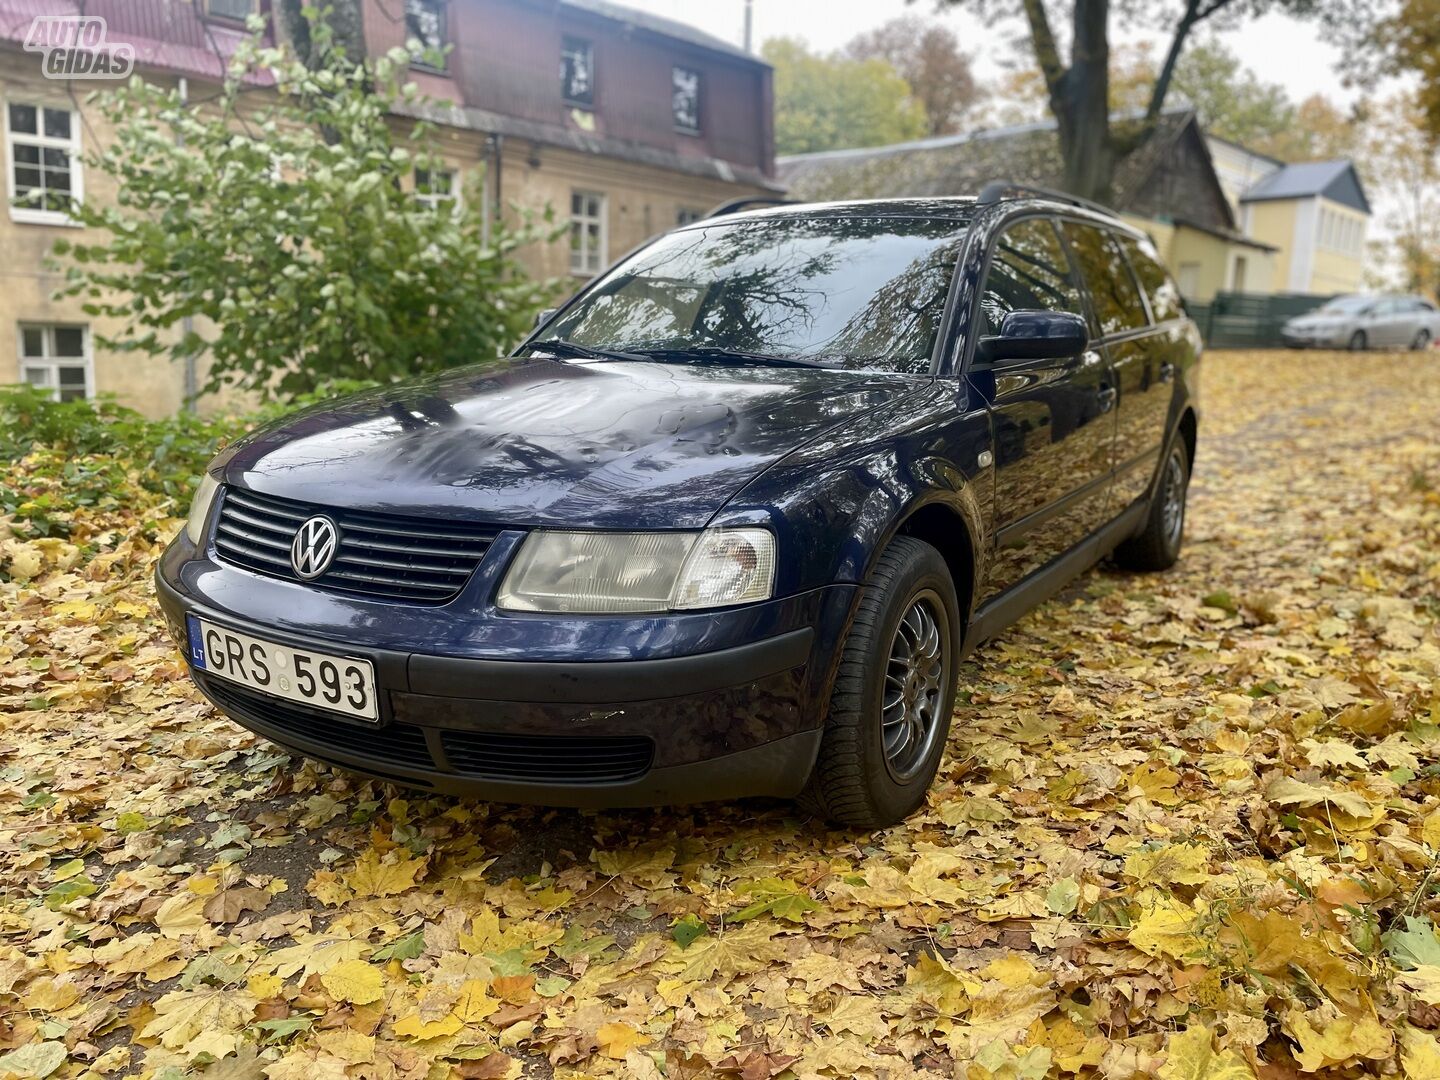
[961,499,1148,656]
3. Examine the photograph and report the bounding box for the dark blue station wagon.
[157,189,1200,828]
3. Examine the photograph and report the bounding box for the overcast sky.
[626,0,1360,108]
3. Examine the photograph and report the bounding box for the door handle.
[1097,385,1117,412]
[1159,362,1176,383]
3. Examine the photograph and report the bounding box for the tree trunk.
[1056,0,1115,205]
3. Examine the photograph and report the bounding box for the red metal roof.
[0,0,274,83]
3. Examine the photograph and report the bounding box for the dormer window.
[561,37,594,108]
[404,0,446,56]
[207,0,253,19]
[672,66,700,134]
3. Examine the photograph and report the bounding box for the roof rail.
[976,181,1117,219]
[703,196,795,219]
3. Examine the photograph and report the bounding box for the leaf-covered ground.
[3,349,1440,1080]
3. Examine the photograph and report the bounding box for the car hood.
[215,357,923,530]
[1289,315,1350,329]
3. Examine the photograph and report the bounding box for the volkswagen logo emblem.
[290,515,340,579]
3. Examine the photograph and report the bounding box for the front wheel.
[1113,438,1190,571]
[1348,330,1368,351]
[1412,329,1431,351]
[800,536,959,829]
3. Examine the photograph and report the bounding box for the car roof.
[697,194,1141,237]
[701,197,978,224]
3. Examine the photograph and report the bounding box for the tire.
[1113,437,1190,572]
[800,536,960,829]
[1348,330,1367,351]
[1412,329,1431,351]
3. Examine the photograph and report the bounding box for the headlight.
[496,528,775,613]
[184,474,221,546]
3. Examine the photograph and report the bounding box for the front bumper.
[155,541,854,807]
[1282,327,1347,348]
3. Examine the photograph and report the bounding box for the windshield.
[534,215,968,374]
[1317,296,1373,314]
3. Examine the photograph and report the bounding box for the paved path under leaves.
[2,349,1440,1079]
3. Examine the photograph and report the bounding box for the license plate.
[187,615,378,722]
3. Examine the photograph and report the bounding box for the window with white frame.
[19,324,91,401]
[672,66,701,133]
[414,167,457,211]
[6,102,82,223]
[676,207,703,226]
[569,190,606,275]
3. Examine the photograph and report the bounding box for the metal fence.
[1185,292,1335,348]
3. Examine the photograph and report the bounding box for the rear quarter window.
[1061,221,1149,336]
[1120,235,1184,323]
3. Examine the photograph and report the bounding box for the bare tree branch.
[1020,0,1067,97]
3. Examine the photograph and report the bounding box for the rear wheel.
[800,536,959,829]
[1113,437,1190,572]
[1412,329,1431,351]
[1348,330,1367,351]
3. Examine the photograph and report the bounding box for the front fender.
[713,381,990,598]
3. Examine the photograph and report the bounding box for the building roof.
[559,0,764,65]
[1240,160,1371,215]
[0,0,271,83]
[778,110,1216,223]
[1203,131,1285,167]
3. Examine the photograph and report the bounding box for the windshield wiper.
[527,338,653,363]
[636,346,829,369]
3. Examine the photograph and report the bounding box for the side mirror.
[976,310,1088,365]
[533,307,558,329]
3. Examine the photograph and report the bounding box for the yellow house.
[1238,162,1371,294]
[1207,136,1371,295]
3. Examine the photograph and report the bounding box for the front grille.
[213,487,496,604]
[202,677,435,770]
[440,730,654,784]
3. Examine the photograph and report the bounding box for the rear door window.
[1061,221,1149,336]
[979,217,1085,337]
[1119,235,1184,323]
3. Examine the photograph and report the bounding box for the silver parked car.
[1283,294,1440,351]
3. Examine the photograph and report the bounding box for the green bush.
[0,382,375,540]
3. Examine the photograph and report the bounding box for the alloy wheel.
[881,590,949,782]
[1161,447,1187,549]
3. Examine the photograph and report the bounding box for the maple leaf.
[1129,894,1205,961]
[202,885,270,924]
[662,922,790,982]
[1157,1026,1256,1080]
[313,1029,376,1065]
[1124,842,1212,886]
[319,958,383,1004]
[596,1021,651,1059]
[1388,917,1440,970]
[0,1043,67,1079]
[343,848,426,898]
[1284,1006,1394,1071]
[154,892,208,937]
[139,986,257,1059]
[393,1012,464,1039]
[1401,1027,1440,1080]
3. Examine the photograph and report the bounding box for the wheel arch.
[1177,406,1198,475]
[889,498,980,627]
